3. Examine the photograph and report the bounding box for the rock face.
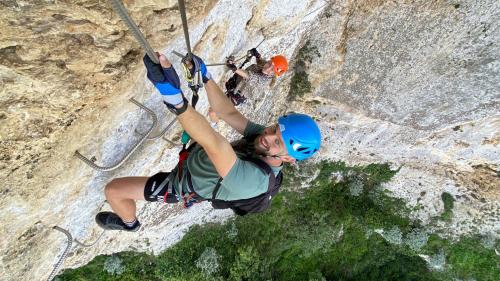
[304,0,499,231]
[0,0,498,280]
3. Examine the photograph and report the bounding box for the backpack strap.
[210,178,224,201]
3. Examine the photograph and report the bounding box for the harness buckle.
[183,192,200,208]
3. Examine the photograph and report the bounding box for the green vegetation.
[288,40,320,101]
[57,161,499,281]
[440,192,455,222]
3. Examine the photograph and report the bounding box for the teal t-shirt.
[172,122,282,201]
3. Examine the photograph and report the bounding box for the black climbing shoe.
[95,212,140,232]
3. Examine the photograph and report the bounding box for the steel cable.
[177,0,192,59]
[110,0,159,63]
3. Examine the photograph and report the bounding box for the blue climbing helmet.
[278,113,321,161]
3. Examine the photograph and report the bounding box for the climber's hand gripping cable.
[143,53,188,114]
[144,53,239,177]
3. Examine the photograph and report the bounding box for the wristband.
[203,71,212,83]
[164,96,189,116]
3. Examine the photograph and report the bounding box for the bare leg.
[104,177,148,223]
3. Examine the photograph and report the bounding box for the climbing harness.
[175,119,197,208]
[75,98,158,171]
[47,226,106,281]
[174,142,204,209]
[177,146,198,208]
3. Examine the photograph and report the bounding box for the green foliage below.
[288,40,320,101]
[439,192,455,221]
[57,161,499,281]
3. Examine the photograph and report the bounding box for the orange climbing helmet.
[271,55,288,76]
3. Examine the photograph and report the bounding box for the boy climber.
[224,48,288,105]
[95,53,320,231]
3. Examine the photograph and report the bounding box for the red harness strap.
[161,148,189,204]
[177,148,189,181]
[176,146,200,208]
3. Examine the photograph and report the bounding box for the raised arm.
[177,106,236,177]
[204,79,248,134]
[233,68,249,80]
[189,55,249,135]
[144,54,236,177]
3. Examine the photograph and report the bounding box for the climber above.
[224,48,288,106]
[95,52,320,232]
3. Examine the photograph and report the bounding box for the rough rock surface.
[0,0,498,280]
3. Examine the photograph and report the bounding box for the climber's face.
[255,124,284,156]
[262,61,275,76]
[254,124,295,163]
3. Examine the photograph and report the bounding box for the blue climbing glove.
[189,54,212,83]
[143,54,184,106]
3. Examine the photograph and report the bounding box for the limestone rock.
[0,1,498,280]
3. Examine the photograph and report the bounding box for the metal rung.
[75,98,158,171]
[47,226,72,281]
[136,118,178,140]
[48,226,106,281]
